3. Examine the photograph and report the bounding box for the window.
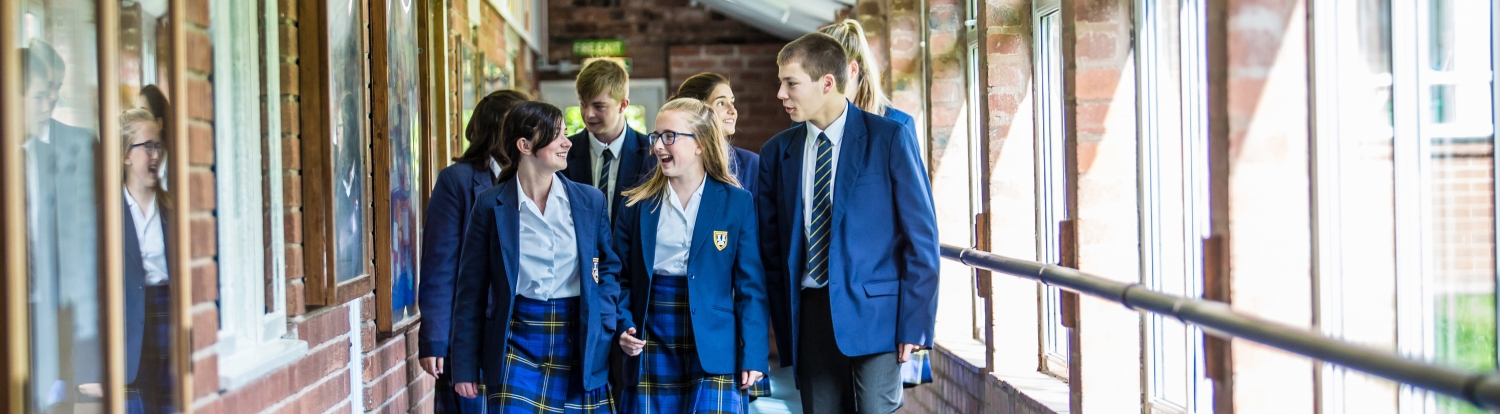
[1136,0,1212,412]
[1315,1,1496,413]
[1033,0,1070,379]
[213,0,306,390]
[15,1,105,411]
[965,0,986,345]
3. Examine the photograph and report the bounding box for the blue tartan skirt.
[127,284,176,414]
[621,276,767,414]
[488,295,614,414]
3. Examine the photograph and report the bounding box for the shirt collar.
[122,187,157,219]
[665,178,707,214]
[806,102,849,146]
[590,130,627,158]
[37,121,52,144]
[489,157,503,179]
[516,174,571,210]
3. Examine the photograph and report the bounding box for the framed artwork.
[300,0,375,306]
[372,0,422,332]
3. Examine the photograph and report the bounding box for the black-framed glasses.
[647,131,696,146]
[129,141,165,155]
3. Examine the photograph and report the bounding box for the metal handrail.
[940,244,1500,409]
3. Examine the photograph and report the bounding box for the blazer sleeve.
[732,194,771,373]
[417,167,465,358]
[888,124,941,348]
[611,203,639,333]
[449,196,495,384]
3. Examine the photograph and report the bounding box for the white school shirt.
[590,131,626,213]
[515,175,581,300]
[124,188,169,286]
[489,157,503,179]
[801,105,849,289]
[653,180,706,276]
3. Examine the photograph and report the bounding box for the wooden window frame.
[299,0,377,307]
[371,0,426,334]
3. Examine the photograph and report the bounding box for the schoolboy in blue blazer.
[565,60,656,219]
[756,33,940,414]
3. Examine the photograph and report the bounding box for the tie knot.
[817,132,830,144]
[602,148,614,160]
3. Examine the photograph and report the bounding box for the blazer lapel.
[471,164,491,199]
[688,180,726,262]
[566,132,592,185]
[494,179,520,293]
[566,181,595,293]
[641,196,661,279]
[832,102,868,228]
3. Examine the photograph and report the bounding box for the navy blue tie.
[807,133,832,286]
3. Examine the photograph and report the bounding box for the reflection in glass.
[20,0,102,411]
[120,0,180,411]
[330,0,367,283]
[387,0,421,321]
[1423,1,1495,413]
[120,108,177,413]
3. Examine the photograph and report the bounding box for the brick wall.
[1061,0,1143,411]
[544,0,783,82]
[666,44,786,153]
[184,0,222,409]
[898,345,1061,414]
[1434,142,1496,288]
[186,0,435,412]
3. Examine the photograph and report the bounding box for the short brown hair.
[777,33,848,94]
[575,59,629,101]
[673,72,729,102]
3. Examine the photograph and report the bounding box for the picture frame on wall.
[372,0,423,333]
[300,0,376,306]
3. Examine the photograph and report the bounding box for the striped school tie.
[807,132,832,286]
[597,148,614,191]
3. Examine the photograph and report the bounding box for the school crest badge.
[713,231,729,251]
[592,258,600,283]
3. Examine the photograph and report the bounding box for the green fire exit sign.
[573,39,625,57]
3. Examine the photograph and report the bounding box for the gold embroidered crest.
[592,258,600,283]
[713,231,729,251]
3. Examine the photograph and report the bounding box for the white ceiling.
[694,0,852,40]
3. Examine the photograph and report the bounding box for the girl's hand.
[739,370,764,390]
[455,382,479,399]
[619,327,645,356]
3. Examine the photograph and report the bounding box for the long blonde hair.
[623,99,739,207]
[819,19,892,113]
[121,107,172,210]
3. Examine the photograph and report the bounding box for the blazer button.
[691,309,696,315]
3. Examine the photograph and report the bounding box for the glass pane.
[1424,1,1495,413]
[20,0,103,411]
[387,0,420,321]
[1315,0,1398,413]
[119,0,181,410]
[330,0,367,283]
[1036,10,1070,367]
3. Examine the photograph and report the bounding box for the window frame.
[298,0,378,307]
[1135,0,1212,412]
[212,0,308,391]
[371,0,427,334]
[1032,0,1070,380]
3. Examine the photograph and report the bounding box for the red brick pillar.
[888,0,925,144]
[980,0,1042,376]
[1060,0,1142,411]
[183,0,222,408]
[1210,0,1315,412]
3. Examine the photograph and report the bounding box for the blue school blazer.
[611,178,770,378]
[448,176,624,391]
[755,101,940,367]
[729,145,760,195]
[417,161,494,359]
[564,128,657,218]
[884,106,919,139]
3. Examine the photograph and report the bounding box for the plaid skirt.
[621,276,768,414]
[127,284,176,414]
[489,296,614,414]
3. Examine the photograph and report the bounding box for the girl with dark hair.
[450,101,622,413]
[673,73,760,194]
[612,98,770,413]
[419,89,531,414]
